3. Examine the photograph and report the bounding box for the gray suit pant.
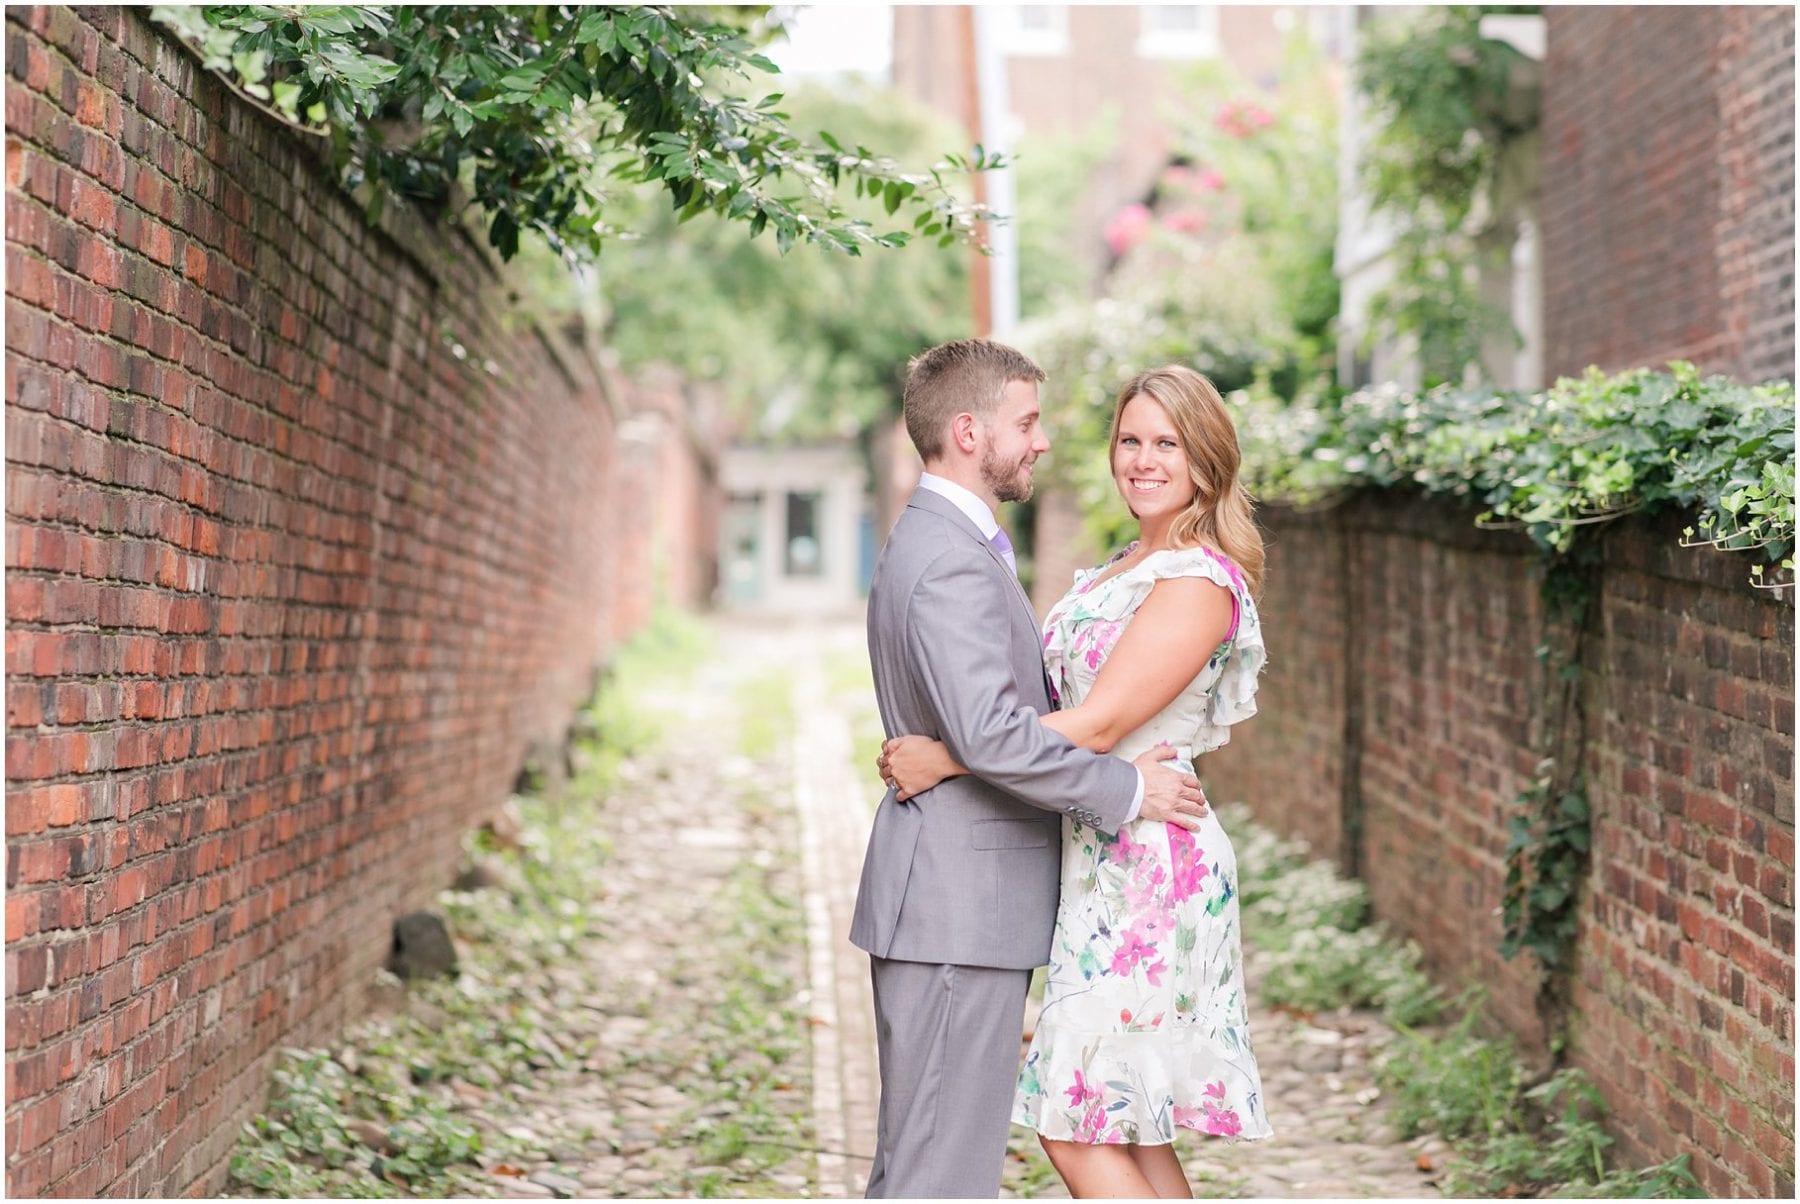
[865,957,1032,1199]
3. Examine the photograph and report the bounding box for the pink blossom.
[1162,208,1209,236]
[1142,958,1167,987]
[1080,620,1121,670]
[1214,100,1275,139]
[1173,1105,1203,1129]
[1110,929,1157,976]
[1166,825,1212,902]
[1103,203,1153,256]
[1196,168,1226,191]
[1107,825,1149,865]
[1064,1069,1103,1108]
[1079,1101,1112,1141]
[1204,1080,1227,1100]
[1202,1100,1243,1137]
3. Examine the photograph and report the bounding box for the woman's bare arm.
[880,575,1235,796]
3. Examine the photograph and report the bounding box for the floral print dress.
[1013,543,1274,1147]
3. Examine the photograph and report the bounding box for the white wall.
[720,443,868,615]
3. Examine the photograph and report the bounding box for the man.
[851,339,1209,1198]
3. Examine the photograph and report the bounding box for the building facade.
[719,442,872,614]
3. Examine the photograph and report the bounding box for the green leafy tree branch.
[150,5,1001,262]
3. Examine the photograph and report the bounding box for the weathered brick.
[4,7,712,1197]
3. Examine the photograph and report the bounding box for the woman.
[878,365,1273,1197]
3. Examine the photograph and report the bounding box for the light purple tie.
[989,527,1017,577]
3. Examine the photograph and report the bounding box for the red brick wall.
[1715,6,1796,387]
[1182,503,1348,865]
[1203,497,1794,1197]
[1027,483,1096,619]
[4,7,715,1196]
[1573,515,1794,1198]
[1542,6,1796,384]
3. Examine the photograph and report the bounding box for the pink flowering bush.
[1103,202,1154,256]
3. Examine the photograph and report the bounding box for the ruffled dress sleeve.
[1134,545,1265,738]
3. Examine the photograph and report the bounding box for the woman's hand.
[877,735,967,801]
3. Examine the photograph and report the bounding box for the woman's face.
[1112,393,1197,521]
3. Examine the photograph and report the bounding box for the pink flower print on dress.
[1083,621,1122,670]
[1167,825,1212,903]
[1200,1081,1242,1136]
[1121,862,1168,913]
[1105,825,1149,866]
[1173,1104,1203,1129]
[1110,928,1157,976]
[1202,1101,1243,1137]
[1078,1100,1112,1142]
[1142,958,1167,988]
[1064,1069,1103,1109]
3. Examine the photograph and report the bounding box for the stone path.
[468,625,821,1200]
[788,623,882,1197]
[399,614,1444,1199]
[223,614,1445,1200]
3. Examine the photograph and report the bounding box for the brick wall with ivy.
[5,6,716,1196]
[1203,496,1794,1197]
[1541,5,1795,385]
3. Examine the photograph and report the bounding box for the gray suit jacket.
[850,488,1139,969]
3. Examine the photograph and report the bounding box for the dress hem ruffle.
[1009,1110,1277,1147]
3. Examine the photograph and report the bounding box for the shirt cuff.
[1125,769,1145,823]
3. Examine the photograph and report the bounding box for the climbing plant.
[1353,5,1542,384]
[1234,362,1795,588]
[1222,361,1793,1014]
[150,5,1000,262]
[1497,547,1598,1027]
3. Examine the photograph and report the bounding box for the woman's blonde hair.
[1109,365,1265,596]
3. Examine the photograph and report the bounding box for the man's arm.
[901,545,1141,833]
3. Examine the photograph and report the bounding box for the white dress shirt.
[915,473,1145,822]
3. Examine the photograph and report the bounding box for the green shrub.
[1236,363,1795,586]
[1379,1002,1705,1199]
[1222,803,1444,1027]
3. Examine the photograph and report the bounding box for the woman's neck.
[1134,516,1182,554]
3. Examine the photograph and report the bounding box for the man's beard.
[981,443,1035,503]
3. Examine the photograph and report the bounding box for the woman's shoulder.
[1140,543,1249,594]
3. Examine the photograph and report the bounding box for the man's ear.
[951,412,979,453]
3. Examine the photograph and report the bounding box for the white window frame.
[996,5,1069,58]
[1135,5,1220,60]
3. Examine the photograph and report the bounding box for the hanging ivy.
[1234,362,1795,589]
[1499,548,1598,1028]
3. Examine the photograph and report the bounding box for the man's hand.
[1132,744,1209,831]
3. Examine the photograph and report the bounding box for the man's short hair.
[902,339,1046,462]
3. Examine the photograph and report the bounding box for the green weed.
[734,671,796,761]
[1222,803,1444,1027]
